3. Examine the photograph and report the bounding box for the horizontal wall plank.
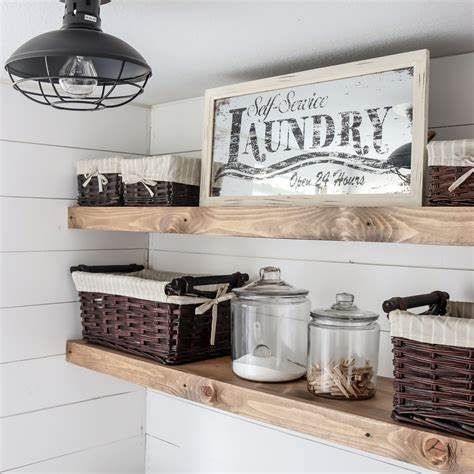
[146,392,416,473]
[150,97,204,154]
[1,197,147,252]
[150,249,474,333]
[431,124,474,140]
[0,141,136,199]
[145,435,182,474]
[0,84,150,154]
[1,355,140,417]
[429,53,474,128]
[0,391,145,472]
[9,435,145,474]
[0,303,82,363]
[0,249,147,308]
[145,436,417,474]
[150,233,474,270]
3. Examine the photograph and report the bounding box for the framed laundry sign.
[200,50,429,206]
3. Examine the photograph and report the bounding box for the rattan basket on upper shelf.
[426,139,474,206]
[383,292,474,439]
[76,157,123,206]
[121,155,201,206]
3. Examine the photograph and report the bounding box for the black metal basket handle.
[165,272,249,298]
[70,264,144,274]
[382,290,449,316]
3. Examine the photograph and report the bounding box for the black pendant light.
[4,0,152,111]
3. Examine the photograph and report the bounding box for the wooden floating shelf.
[67,340,474,472]
[68,205,474,246]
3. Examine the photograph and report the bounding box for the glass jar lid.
[311,293,378,323]
[233,266,309,298]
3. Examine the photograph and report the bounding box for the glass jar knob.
[260,266,281,281]
[334,292,355,309]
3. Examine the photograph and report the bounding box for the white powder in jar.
[232,354,306,382]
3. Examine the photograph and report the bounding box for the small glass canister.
[231,266,310,383]
[307,293,380,400]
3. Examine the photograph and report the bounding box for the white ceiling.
[1,0,473,106]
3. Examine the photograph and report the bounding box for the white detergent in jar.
[231,267,310,383]
[232,354,306,382]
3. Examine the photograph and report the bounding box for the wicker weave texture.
[123,181,200,206]
[427,166,474,206]
[79,291,230,364]
[77,173,122,206]
[392,337,474,439]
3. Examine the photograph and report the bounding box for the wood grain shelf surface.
[68,206,474,246]
[67,340,473,472]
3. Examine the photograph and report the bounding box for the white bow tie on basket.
[82,169,109,193]
[195,284,234,345]
[125,173,157,197]
[447,155,474,192]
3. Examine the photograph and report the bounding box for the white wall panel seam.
[0,138,150,156]
[1,435,145,473]
[1,391,141,420]
[0,353,66,365]
[148,248,474,272]
[0,300,79,310]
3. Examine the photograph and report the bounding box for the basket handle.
[165,272,249,298]
[382,291,449,315]
[69,264,144,274]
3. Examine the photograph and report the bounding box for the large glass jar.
[231,267,310,383]
[308,293,380,400]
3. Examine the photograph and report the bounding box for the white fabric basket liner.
[121,155,200,186]
[76,156,123,175]
[427,139,474,166]
[389,301,474,348]
[71,269,226,306]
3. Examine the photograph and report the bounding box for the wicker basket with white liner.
[71,264,249,365]
[76,156,123,206]
[121,154,201,206]
[383,292,474,439]
[427,138,474,206]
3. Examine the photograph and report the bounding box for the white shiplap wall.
[145,53,474,473]
[0,84,149,473]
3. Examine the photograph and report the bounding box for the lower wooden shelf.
[67,340,473,472]
[68,205,474,246]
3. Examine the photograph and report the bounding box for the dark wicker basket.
[72,265,249,365]
[77,173,122,206]
[384,292,474,439]
[427,166,474,206]
[392,337,473,438]
[79,292,231,364]
[123,181,199,206]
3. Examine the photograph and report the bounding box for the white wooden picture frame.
[200,50,429,207]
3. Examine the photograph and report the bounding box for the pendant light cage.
[4,0,152,111]
[7,58,150,111]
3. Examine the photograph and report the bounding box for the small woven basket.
[122,155,200,206]
[71,264,249,365]
[426,139,474,206]
[383,292,474,439]
[76,157,123,206]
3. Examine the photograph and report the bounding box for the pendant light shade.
[4,0,152,111]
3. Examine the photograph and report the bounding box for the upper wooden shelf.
[68,205,474,246]
[67,340,473,472]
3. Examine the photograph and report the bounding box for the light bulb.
[59,56,98,97]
